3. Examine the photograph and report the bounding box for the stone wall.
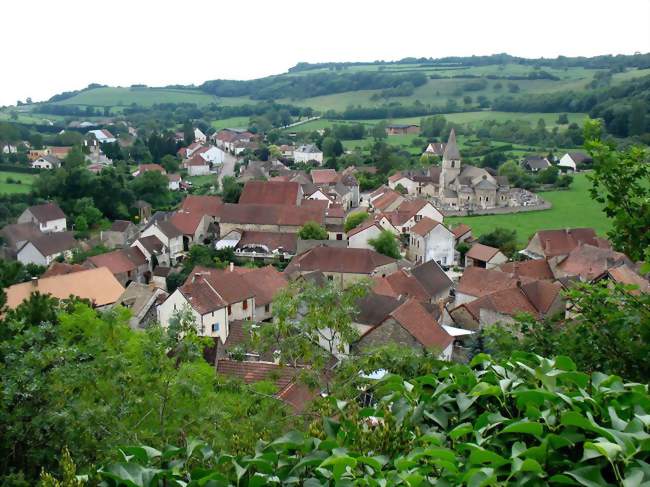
[442,200,551,217]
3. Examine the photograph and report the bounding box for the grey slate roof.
[442,128,460,161]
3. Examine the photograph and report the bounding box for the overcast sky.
[2,0,650,106]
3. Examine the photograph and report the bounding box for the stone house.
[407,217,455,267]
[239,180,302,206]
[465,243,507,269]
[522,227,608,260]
[101,220,139,249]
[217,204,325,236]
[347,220,384,251]
[141,218,184,264]
[18,202,67,233]
[373,260,453,305]
[0,223,43,260]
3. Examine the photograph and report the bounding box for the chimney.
[516,279,522,288]
[31,276,38,287]
[229,262,234,272]
[193,272,201,283]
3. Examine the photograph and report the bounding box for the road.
[217,151,238,186]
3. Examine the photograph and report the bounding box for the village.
[1,121,646,412]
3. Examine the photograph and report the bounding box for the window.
[265,304,270,313]
[243,300,248,310]
[327,275,333,281]
[336,233,342,240]
[227,305,232,315]
[212,323,220,333]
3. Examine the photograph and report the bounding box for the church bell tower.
[439,128,461,195]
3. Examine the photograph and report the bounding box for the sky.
[2,0,650,106]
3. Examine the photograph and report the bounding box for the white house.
[194,128,207,144]
[168,174,181,191]
[294,144,323,164]
[388,173,417,194]
[18,203,67,233]
[347,220,384,250]
[140,219,184,263]
[200,146,225,165]
[558,152,592,173]
[31,155,61,170]
[17,232,77,266]
[184,154,211,176]
[388,199,444,235]
[407,218,455,267]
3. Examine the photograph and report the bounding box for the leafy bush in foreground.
[68,353,650,485]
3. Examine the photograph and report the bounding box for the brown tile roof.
[467,243,501,262]
[25,232,77,257]
[519,280,563,314]
[276,382,318,412]
[388,172,406,183]
[169,211,206,236]
[556,244,632,281]
[326,205,346,219]
[499,260,554,280]
[461,286,539,321]
[286,246,396,275]
[354,292,403,327]
[179,266,256,315]
[181,195,223,216]
[216,359,300,391]
[218,204,324,227]
[185,154,209,167]
[26,202,66,223]
[388,299,453,350]
[136,163,165,174]
[238,265,289,306]
[156,219,183,239]
[311,169,339,185]
[0,223,43,249]
[87,247,146,275]
[239,181,300,206]
[136,235,165,254]
[5,267,125,309]
[109,220,134,232]
[373,269,430,301]
[456,267,533,298]
[347,218,381,238]
[396,198,429,215]
[532,228,607,258]
[42,262,86,278]
[410,260,453,297]
[237,231,297,254]
[452,223,471,239]
[602,265,650,293]
[372,190,403,211]
[410,217,441,237]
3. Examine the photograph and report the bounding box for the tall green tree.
[368,230,400,259]
[298,221,328,240]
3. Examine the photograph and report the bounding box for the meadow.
[53,87,218,107]
[211,117,250,130]
[447,173,610,248]
[0,171,37,194]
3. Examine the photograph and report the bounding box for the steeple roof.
[443,128,461,161]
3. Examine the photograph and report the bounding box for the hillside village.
[1,118,647,412]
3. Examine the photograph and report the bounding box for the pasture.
[447,173,610,248]
[53,87,218,107]
[0,171,38,194]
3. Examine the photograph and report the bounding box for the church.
[389,129,513,209]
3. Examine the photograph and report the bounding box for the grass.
[53,87,218,107]
[447,173,610,248]
[0,171,37,194]
[211,117,250,130]
[187,174,218,187]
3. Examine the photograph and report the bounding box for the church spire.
[443,128,460,161]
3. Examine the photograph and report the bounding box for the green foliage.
[298,221,328,240]
[456,241,470,260]
[536,164,559,185]
[69,244,109,264]
[475,281,650,384]
[160,154,179,173]
[0,299,291,482]
[584,119,650,260]
[369,230,401,259]
[128,171,173,208]
[86,353,650,486]
[478,227,518,256]
[343,211,369,232]
[221,176,242,203]
[0,258,45,288]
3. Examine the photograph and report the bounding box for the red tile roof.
[311,169,339,185]
[373,269,430,301]
[499,260,554,280]
[372,190,402,211]
[532,228,609,258]
[216,359,300,390]
[410,217,441,237]
[285,246,395,275]
[347,218,381,238]
[603,265,650,293]
[388,299,453,350]
[238,265,289,306]
[456,267,533,298]
[169,211,205,236]
[218,204,325,227]
[26,202,66,223]
[136,163,165,174]
[556,244,632,281]
[239,181,300,206]
[42,262,86,278]
[452,224,471,239]
[184,154,209,167]
[87,247,146,275]
[181,195,223,216]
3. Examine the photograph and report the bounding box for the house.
[373,259,453,304]
[132,163,166,177]
[47,146,72,159]
[558,152,592,172]
[385,199,444,235]
[4,267,124,310]
[388,172,418,194]
[86,129,117,144]
[217,204,325,235]
[140,217,184,263]
[217,230,297,262]
[31,155,62,170]
[100,220,139,249]
[407,217,455,267]
[465,243,507,269]
[593,265,650,294]
[42,262,86,278]
[449,280,564,330]
[0,223,43,260]
[235,265,289,320]
[239,180,302,206]
[197,146,225,165]
[522,228,609,260]
[347,219,384,250]
[16,232,77,266]
[553,244,634,282]
[385,124,420,135]
[167,173,182,191]
[213,129,255,152]
[308,169,360,209]
[293,144,323,164]
[454,267,534,305]
[424,142,446,156]
[354,298,453,360]
[499,259,554,281]
[28,148,48,161]
[183,153,210,176]
[370,188,405,213]
[194,128,207,143]
[178,141,203,159]
[451,224,472,245]
[116,282,168,330]
[522,156,552,172]
[284,246,398,286]
[131,235,168,267]
[18,202,67,233]
[86,247,149,286]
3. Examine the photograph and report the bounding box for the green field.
[447,173,610,248]
[211,117,251,130]
[0,171,37,194]
[53,87,218,107]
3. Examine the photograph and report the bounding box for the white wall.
[295,151,323,164]
[188,164,210,176]
[157,289,229,342]
[17,242,48,266]
[141,224,183,261]
[388,177,416,194]
[423,225,455,267]
[558,154,576,171]
[348,225,382,250]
